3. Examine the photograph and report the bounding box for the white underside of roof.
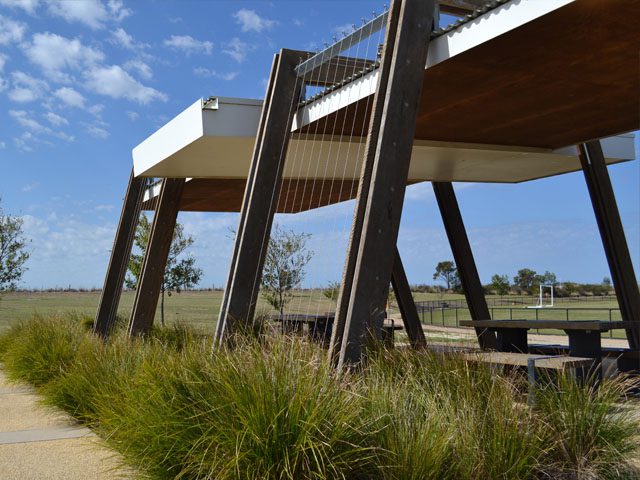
[132,0,634,185]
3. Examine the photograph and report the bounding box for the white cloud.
[23,32,104,82]
[332,23,353,36]
[9,109,46,131]
[0,53,7,71]
[14,131,36,151]
[86,123,109,139]
[163,34,212,55]
[110,26,134,49]
[126,110,138,121]
[22,181,40,192]
[45,0,121,30]
[53,86,86,108]
[43,111,68,126]
[193,67,238,81]
[233,9,276,33]
[222,37,253,63]
[9,109,73,146]
[0,0,39,14]
[0,140,6,149]
[106,0,130,22]
[124,59,152,79]
[87,103,103,116]
[0,14,25,44]
[84,65,167,104]
[94,204,114,212]
[7,71,49,102]
[109,27,149,54]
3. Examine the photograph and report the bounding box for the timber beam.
[337,0,437,368]
[94,169,145,337]
[216,49,302,343]
[578,141,640,350]
[391,247,427,348]
[432,181,497,350]
[128,178,185,336]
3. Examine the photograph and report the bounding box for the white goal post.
[526,284,554,308]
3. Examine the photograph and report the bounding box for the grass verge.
[1,313,638,479]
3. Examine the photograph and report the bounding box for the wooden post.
[94,169,145,337]
[215,54,279,342]
[216,49,302,343]
[338,0,436,368]
[128,178,185,336]
[432,182,497,350]
[328,0,403,364]
[391,246,427,348]
[578,141,640,350]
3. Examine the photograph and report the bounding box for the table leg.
[496,328,528,353]
[567,330,602,382]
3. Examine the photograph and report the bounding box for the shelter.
[96,0,640,368]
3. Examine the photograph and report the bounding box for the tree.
[0,201,30,292]
[125,214,202,326]
[490,274,510,295]
[433,260,458,290]
[261,225,313,319]
[602,276,612,287]
[536,270,557,286]
[513,268,538,293]
[323,281,340,303]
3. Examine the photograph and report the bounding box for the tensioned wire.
[275,13,386,332]
[297,15,385,330]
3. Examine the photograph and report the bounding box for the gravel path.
[0,370,134,480]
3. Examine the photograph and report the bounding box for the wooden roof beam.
[439,0,489,16]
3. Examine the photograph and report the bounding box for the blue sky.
[0,0,638,290]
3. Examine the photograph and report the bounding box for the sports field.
[0,290,623,337]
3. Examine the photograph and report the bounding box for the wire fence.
[416,305,624,339]
[415,295,617,310]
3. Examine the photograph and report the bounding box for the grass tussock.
[1,313,638,480]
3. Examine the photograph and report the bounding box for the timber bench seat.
[463,352,593,370]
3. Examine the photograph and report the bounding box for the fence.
[416,306,624,338]
[414,295,617,311]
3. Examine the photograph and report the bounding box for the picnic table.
[272,314,403,347]
[460,320,640,379]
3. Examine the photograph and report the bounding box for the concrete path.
[0,370,134,480]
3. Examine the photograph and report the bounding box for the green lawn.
[0,290,623,338]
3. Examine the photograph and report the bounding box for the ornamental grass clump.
[1,314,639,479]
[365,349,545,480]
[535,371,640,479]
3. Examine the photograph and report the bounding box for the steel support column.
[128,178,185,336]
[578,141,640,350]
[338,0,436,367]
[216,49,302,343]
[432,181,497,350]
[391,246,427,348]
[94,169,145,337]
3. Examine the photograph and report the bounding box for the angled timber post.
[328,0,403,363]
[94,169,145,337]
[391,246,427,348]
[216,49,302,344]
[432,182,497,350]
[214,54,279,342]
[128,178,185,336]
[338,0,436,368]
[578,141,640,350]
